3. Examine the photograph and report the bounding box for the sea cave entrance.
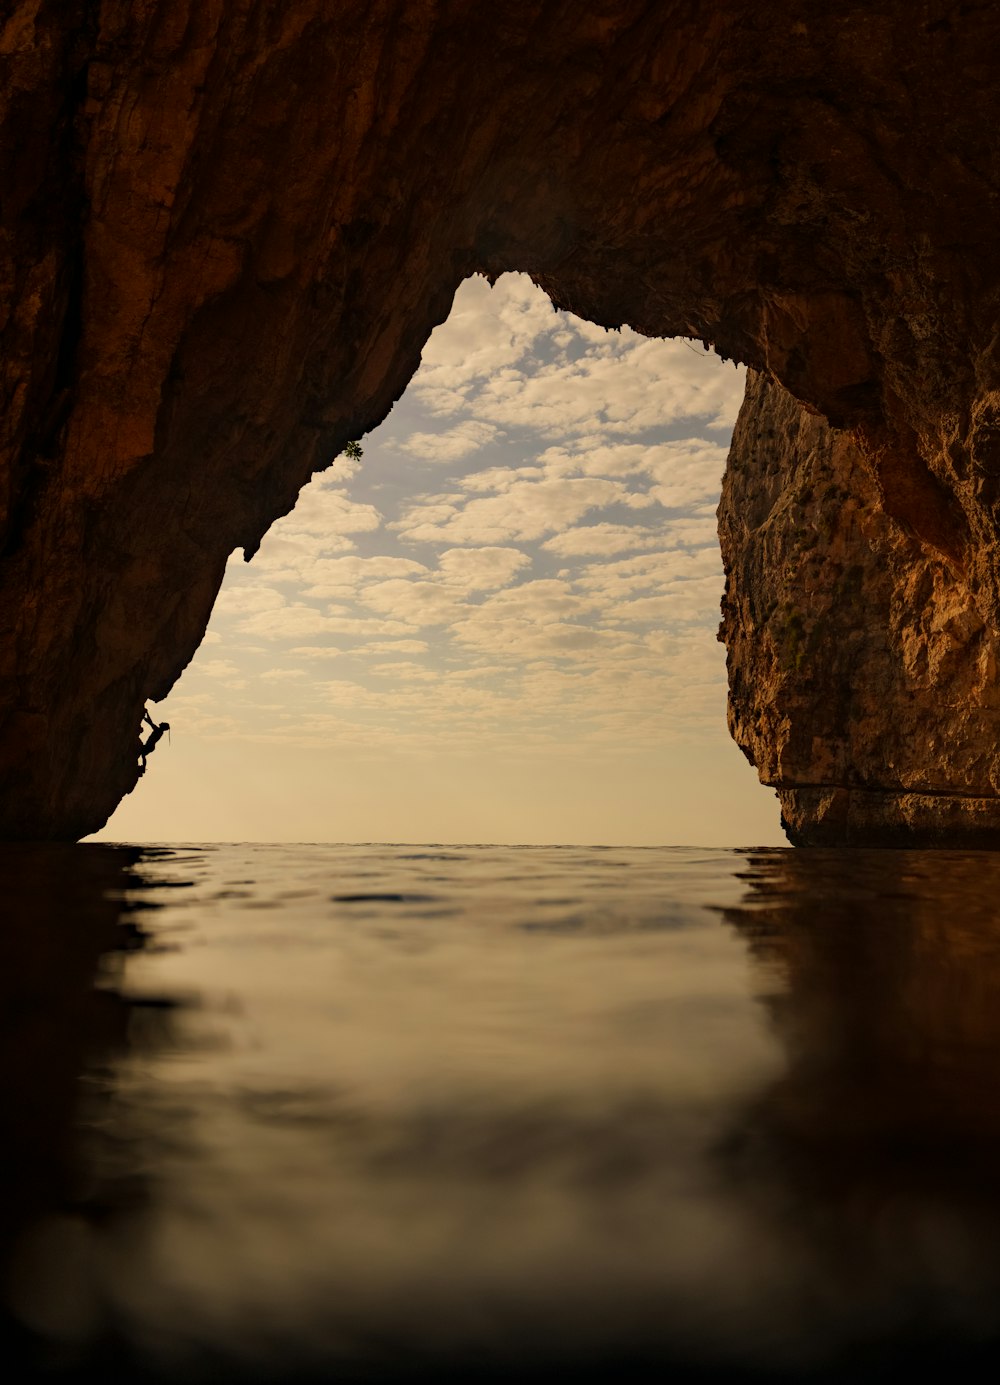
[93,275,781,847]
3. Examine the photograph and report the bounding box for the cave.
[3,0,1000,844]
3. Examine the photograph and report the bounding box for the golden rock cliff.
[2,0,1000,841]
[720,374,1000,845]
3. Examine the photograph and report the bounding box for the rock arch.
[2,0,999,841]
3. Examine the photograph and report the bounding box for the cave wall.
[720,373,1000,845]
[2,0,1000,841]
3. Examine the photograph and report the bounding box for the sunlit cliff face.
[5,1,1000,841]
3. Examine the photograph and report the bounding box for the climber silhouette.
[138,708,170,777]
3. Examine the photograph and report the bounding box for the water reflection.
[725,850,1000,1367]
[4,844,1000,1380]
[0,844,151,1370]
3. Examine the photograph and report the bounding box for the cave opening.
[91,275,780,847]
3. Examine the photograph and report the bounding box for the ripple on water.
[5,842,1000,1381]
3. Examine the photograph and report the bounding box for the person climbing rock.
[138,708,170,776]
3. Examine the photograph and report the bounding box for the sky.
[93,273,784,846]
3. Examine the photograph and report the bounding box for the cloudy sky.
[94,274,783,846]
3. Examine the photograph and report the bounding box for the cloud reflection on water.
[5,845,1000,1381]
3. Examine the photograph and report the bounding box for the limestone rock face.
[3,1,1000,841]
[720,373,1000,846]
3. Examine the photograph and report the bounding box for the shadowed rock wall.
[2,0,1000,841]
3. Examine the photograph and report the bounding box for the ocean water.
[5,842,1000,1382]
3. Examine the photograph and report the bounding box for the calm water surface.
[5,842,1000,1381]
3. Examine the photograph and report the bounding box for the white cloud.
[437,546,530,590]
[397,420,500,462]
[300,555,428,600]
[214,585,287,616]
[573,546,721,594]
[644,442,730,510]
[411,273,560,414]
[453,614,634,661]
[249,532,357,582]
[276,486,382,541]
[359,639,430,655]
[477,579,600,621]
[540,437,729,505]
[361,579,467,627]
[611,576,723,625]
[165,273,747,768]
[542,524,661,557]
[239,605,341,639]
[408,274,746,439]
[196,659,245,680]
[318,615,414,637]
[369,662,437,681]
[458,465,544,494]
[463,339,740,438]
[394,475,632,546]
[654,517,718,548]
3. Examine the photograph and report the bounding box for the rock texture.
[3,1,1000,841]
[720,373,1000,845]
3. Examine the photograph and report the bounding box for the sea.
[5,841,1000,1382]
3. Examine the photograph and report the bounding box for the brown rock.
[2,1,1000,841]
[719,372,1000,846]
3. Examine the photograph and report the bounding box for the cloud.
[573,547,722,602]
[540,437,729,506]
[231,480,382,584]
[239,604,339,639]
[387,436,727,553]
[610,576,724,625]
[314,615,414,637]
[168,272,746,765]
[300,555,428,600]
[458,464,544,494]
[359,639,430,655]
[361,579,467,627]
[249,533,357,582]
[214,586,287,616]
[453,614,639,662]
[542,524,662,557]
[406,275,746,441]
[436,546,530,590]
[393,475,633,546]
[397,420,500,462]
[265,485,382,547]
[445,581,636,664]
[644,443,730,510]
[196,659,245,680]
[652,517,718,547]
[475,579,600,621]
[369,662,437,681]
[463,339,744,438]
[411,273,560,414]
